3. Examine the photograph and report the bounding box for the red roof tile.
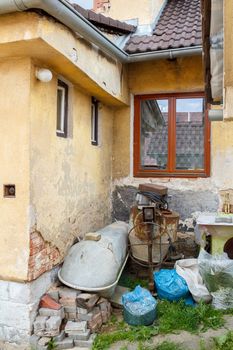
[72,3,136,34]
[124,0,202,54]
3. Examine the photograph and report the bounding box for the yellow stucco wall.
[29,62,114,256]
[113,56,204,178]
[0,11,125,281]
[0,58,30,281]
[0,12,129,107]
[101,0,165,25]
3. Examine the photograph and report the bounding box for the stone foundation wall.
[112,185,219,231]
[0,268,59,345]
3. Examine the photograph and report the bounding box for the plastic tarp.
[175,259,212,303]
[198,249,233,309]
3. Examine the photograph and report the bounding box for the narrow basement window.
[91,97,99,145]
[57,80,68,138]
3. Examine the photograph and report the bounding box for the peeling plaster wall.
[0,12,129,106]
[29,63,113,260]
[0,57,30,281]
[112,55,233,226]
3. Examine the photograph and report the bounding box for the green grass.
[213,331,233,350]
[157,300,225,333]
[92,300,228,350]
[137,341,185,350]
[118,273,149,290]
[92,324,158,350]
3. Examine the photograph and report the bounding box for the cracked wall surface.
[29,62,114,270]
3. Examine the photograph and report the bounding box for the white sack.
[175,259,212,303]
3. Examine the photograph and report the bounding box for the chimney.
[93,0,110,13]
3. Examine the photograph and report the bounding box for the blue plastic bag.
[122,285,157,325]
[154,269,189,301]
[122,285,157,315]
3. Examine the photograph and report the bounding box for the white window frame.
[57,80,68,138]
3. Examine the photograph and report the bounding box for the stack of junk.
[29,183,233,348]
[129,184,180,264]
[30,221,129,349]
[31,287,111,349]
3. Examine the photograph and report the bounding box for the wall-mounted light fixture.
[35,68,53,83]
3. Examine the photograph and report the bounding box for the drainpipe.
[0,0,202,62]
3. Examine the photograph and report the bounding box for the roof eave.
[0,0,202,63]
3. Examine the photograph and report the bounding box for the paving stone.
[55,337,74,350]
[65,306,77,313]
[65,321,87,333]
[30,334,40,347]
[39,307,65,318]
[74,334,96,348]
[87,312,102,332]
[40,294,61,310]
[101,310,110,324]
[68,329,91,341]
[54,330,65,342]
[77,294,99,309]
[46,316,62,331]
[47,290,60,302]
[92,306,100,315]
[68,312,77,320]
[38,336,51,346]
[59,287,78,299]
[77,312,93,322]
[76,307,88,315]
[59,298,77,307]
[34,315,48,336]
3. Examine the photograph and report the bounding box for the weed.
[157,300,224,334]
[92,325,158,350]
[156,341,185,350]
[213,331,233,350]
[199,339,207,350]
[118,274,149,290]
[47,338,57,350]
[137,340,185,350]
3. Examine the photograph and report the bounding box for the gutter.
[0,0,202,62]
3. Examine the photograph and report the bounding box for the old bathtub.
[58,221,129,297]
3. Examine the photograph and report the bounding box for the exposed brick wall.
[28,231,61,281]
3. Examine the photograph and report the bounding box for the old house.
[0,0,232,346]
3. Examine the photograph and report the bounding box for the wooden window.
[57,80,68,138]
[91,97,99,145]
[134,92,210,178]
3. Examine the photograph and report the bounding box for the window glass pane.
[57,87,65,132]
[91,104,95,141]
[140,99,168,169]
[176,98,204,170]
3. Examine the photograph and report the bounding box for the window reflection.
[140,99,168,169]
[176,98,204,170]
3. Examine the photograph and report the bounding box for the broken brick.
[40,294,61,310]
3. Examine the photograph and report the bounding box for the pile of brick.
[31,286,112,349]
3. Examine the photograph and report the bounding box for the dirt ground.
[108,315,233,350]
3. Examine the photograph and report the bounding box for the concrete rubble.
[30,287,111,349]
